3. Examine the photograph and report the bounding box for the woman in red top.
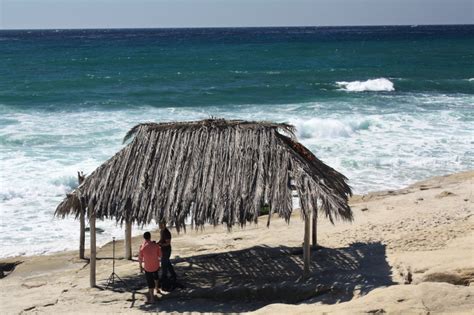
[139,232,162,304]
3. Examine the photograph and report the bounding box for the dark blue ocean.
[1,25,473,257]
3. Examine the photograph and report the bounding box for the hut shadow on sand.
[115,241,393,313]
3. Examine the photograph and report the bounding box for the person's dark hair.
[143,232,151,240]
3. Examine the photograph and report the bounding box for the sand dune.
[1,171,473,314]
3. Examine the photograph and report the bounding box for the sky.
[1,0,473,30]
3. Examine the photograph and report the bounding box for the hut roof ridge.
[123,119,296,143]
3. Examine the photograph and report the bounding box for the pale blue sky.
[1,0,472,30]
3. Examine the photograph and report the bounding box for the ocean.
[0,25,473,258]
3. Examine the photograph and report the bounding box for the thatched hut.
[56,119,352,286]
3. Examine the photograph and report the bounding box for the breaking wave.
[336,78,395,92]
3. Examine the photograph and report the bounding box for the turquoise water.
[0,26,473,257]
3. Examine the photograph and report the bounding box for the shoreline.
[1,169,471,262]
[1,169,473,314]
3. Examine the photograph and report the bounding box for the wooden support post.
[312,210,317,247]
[79,205,85,259]
[78,171,85,259]
[89,203,96,288]
[125,220,132,260]
[303,212,311,278]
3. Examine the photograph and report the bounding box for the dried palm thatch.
[55,119,352,230]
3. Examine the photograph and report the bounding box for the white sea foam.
[336,78,395,92]
[290,117,371,139]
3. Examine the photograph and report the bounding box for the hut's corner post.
[78,171,85,259]
[89,202,96,288]
[303,211,311,279]
[79,205,85,259]
[312,209,317,247]
[125,220,132,260]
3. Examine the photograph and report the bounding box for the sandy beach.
[1,170,473,314]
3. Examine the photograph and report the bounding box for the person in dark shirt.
[158,220,177,287]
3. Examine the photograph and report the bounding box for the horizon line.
[2,23,473,32]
